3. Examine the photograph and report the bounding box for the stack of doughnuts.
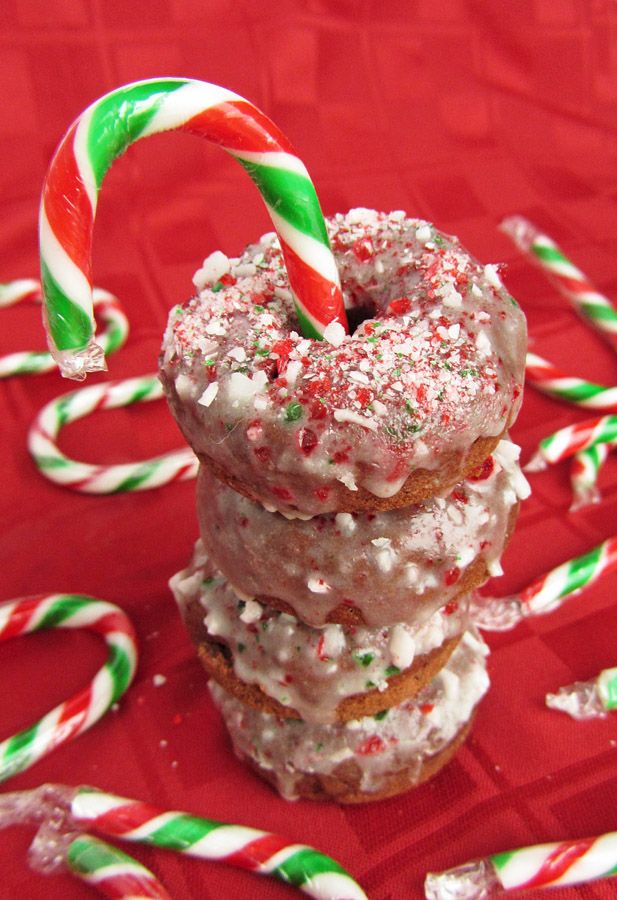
[162,209,528,803]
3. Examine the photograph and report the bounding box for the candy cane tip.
[523,452,547,473]
[569,486,601,512]
[424,858,500,899]
[498,215,536,249]
[54,340,107,381]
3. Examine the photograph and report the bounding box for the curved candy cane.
[525,414,617,471]
[28,374,198,493]
[40,77,348,379]
[0,279,128,378]
[0,594,138,782]
[570,439,616,510]
[425,830,617,897]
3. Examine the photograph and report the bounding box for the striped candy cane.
[570,439,616,510]
[425,830,617,897]
[28,374,198,492]
[471,536,617,630]
[70,786,368,900]
[546,665,617,720]
[0,279,128,378]
[65,834,171,899]
[501,215,617,349]
[40,77,348,379]
[525,414,617,471]
[525,353,617,412]
[0,594,138,782]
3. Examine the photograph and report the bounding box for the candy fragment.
[27,374,198,493]
[0,595,137,782]
[39,77,348,378]
[0,279,128,378]
[546,665,617,720]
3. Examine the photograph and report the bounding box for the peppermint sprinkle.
[323,320,346,348]
[198,382,219,407]
[333,409,378,431]
[308,575,331,594]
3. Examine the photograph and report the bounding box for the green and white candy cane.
[546,665,617,720]
[64,834,171,899]
[472,535,617,631]
[525,414,617,472]
[426,829,617,897]
[0,594,137,783]
[570,439,617,510]
[501,215,617,349]
[40,77,348,380]
[28,373,198,493]
[70,786,368,900]
[0,278,128,378]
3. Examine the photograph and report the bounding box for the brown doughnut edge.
[179,590,462,722]
[198,431,505,514]
[242,716,474,804]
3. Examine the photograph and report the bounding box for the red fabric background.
[1,1,617,897]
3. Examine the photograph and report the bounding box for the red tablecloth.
[2,2,617,897]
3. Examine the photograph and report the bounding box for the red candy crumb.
[468,456,495,481]
[357,735,386,756]
[271,485,294,502]
[352,237,374,262]
[420,704,434,715]
[314,486,330,502]
[388,297,412,316]
[444,567,460,586]
[444,600,459,616]
[253,446,271,464]
[298,427,318,455]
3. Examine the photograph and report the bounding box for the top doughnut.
[160,209,526,515]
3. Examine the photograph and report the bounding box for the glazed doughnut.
[171,541,468,724]
[160,209,527,515]
[209,630,489,803]
[196,439,529,627]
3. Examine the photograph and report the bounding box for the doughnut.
[209,629,490,803]
[160,209,527,515]
[195,439,529,627]
[171,541,468,724]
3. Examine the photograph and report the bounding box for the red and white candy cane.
[525,352,617,412]
[28,373,198,493]
[40,77,348,380]
[0,278,128,378]
[471,535,617,631]
[425,829,617,897]
[64,834,171,899]
[0,594,138,782]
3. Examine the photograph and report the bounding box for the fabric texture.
[1,1,617,896]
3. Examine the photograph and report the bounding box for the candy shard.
[51,340,107,382]
[424,858,501,899]
[545,680,607,720]
[469,594,523,632]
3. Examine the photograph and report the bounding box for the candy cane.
[0,279,128,379]
[0,788,169,900]
[501,215,617,348]
[0,595,137,782]
[525,414,617,471]
[525,353,617,412]
[425,830,617,897]
[27,374,198,492]
[570,439,616,510]
[40,77,348,379]
[65,834,171,899]
[70,786,368,900]
[546,665,617,720]
[471,535,617,631]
